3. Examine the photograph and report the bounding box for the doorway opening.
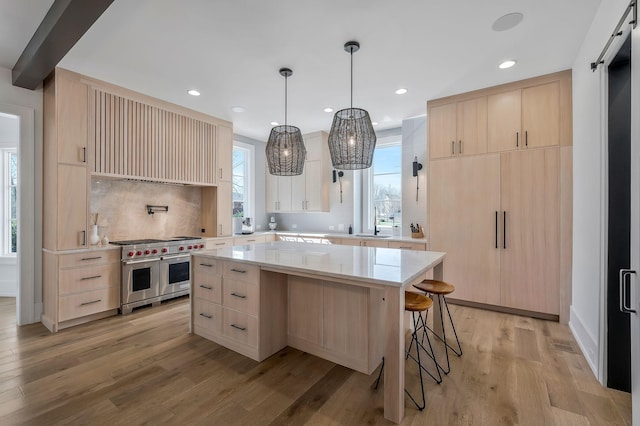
[607,34,632,393]
[0,112,18,321]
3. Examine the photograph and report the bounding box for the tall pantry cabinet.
[427,70,572,321]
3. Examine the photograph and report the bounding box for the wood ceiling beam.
[11,0,114,90]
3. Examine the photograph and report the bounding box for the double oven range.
[111,237,205,314]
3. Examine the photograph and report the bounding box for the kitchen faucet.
[374,207,379,235]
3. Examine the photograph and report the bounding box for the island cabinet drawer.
[388,241,427,251]
[59,263,119,295]
[193,298,223,336]
[205,238,233,249]
[222,308,258,348]
[59,250,120,268]
[58,286,119,322]
[222,278,258,315]
[222,261,259,283]
[193,258,221,276]
[193,275,222,303]
[233,235,266,245]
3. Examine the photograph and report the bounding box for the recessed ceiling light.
[188,89,200,96]
[499,60,516,69]
[323,107,334,113]
[270,121,279,126]
[231,106,246,113]
[372,122,379,126]
[395,88,408,95]
[492,12,524,32]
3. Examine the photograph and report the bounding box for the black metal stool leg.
[374,357,384,389]
[404,312,426,410]
[443,296,463,356]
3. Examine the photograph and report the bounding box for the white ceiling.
[3,0,602,141]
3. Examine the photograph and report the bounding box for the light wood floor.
[0,296,631,425]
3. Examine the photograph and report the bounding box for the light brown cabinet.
[488,81,560,152]
[428,96,487,159]
[57,165,88,250]
[216,126,233,182]
[428,70,571,319]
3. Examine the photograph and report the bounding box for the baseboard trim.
[447,298,559,321]
[568,305,599,379]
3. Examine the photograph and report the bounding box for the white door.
[629,22,640,426]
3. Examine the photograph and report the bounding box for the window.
[363,138,402,234]
[232,142,254,220]
[2,149,17,255]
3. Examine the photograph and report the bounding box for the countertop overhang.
[193,241,445,288]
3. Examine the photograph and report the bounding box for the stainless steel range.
[111,237,205,314]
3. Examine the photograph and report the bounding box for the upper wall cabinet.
[488,81,560,152]
[89,86,232,186]
[428,96,487,159]
[57,75,89,165]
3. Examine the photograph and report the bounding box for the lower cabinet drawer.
[59,262,120,295]
[193,274,222,303]
[59,286,119,322]
[193,298,223,336]
[222,278,258,315]
[388,241,426,251]
[222,308,258,348]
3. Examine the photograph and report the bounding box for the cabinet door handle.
[619,269,637,313]
[215,243,226,246]
[302,200,305,210]
[199,285,213,290]
[199,263,214,267]
[231,292,246,299]
[398,246,411,249]
[495,211,498,249]
[82,147,87,163]
[81,230,86,246]
[81,256,102,261]
[230,268,246,273]
[459,140,462,154]
[219,168,223,179]
[516,132,519,148]
[230,324,246,331]
[199,312,212,319]
[219,224,222,234]
[81,275,102,281]
[451,140,455,155]
[525,130,528,147]
[80,299,101,306]
[503,211,507,249]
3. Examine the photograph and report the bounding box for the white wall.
[0,66,43,324]
[570,0,631,379]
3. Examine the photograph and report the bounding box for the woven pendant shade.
[266,67,306,176]
[327,107,376,170]
[328,40,376,170]
[266,125,306,176]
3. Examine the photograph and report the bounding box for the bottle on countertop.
[348,224,353,234]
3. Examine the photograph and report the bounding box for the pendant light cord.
[350,49,353,108]
[284,74,288,127]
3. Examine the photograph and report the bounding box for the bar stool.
[375,291,442,411]
[413,279,462,375]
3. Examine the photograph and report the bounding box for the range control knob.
[128,251,135,257]
[179,246,185,251]
[162,248,168,253]
[152,249,158,254]
[136,251,142,256]
[188,245,193,250]
[199,244,205,248]
[144,250,151,255]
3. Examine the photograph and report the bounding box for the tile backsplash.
[90,178,201,241]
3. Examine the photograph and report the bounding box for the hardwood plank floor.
[0,296,631,425]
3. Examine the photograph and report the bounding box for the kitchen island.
[190,241,446,424]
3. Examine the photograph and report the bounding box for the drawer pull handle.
[199,285,213,290]
[230,324,246,331]
[231,292,246,299]
[80,299,101,306]
[199,263,214,267]
[215,243,226,246]
[246,239,256,242]
[230,268,246,273]
[199,313,212,319]
[81,256,102,261]
[398,246,411,249]
[81,275,102,281]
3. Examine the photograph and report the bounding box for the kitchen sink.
[354,234,391,238]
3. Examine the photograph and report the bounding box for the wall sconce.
[332,169,345,203]
[412,156,423,201]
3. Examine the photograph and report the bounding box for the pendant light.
[328,41,376,170]
[266,68,306,176]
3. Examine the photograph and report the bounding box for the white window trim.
[361,135,402,235]
[232,141,255,222]
[1,148,16,257]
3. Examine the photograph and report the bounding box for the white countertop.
[195,241,445,288]
[272,231,427,244]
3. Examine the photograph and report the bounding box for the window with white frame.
[363,137,402,234]
[232,141,254,221]
[2,149,17,255]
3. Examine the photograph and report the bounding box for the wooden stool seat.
[414,279,455,295]
[405,292,433,312]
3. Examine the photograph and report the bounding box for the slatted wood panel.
[92,88,222,185]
